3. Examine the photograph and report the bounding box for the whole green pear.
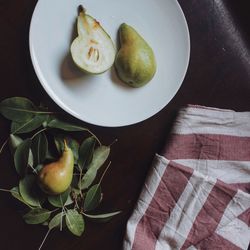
[115,23,157,87]
[38,142,74,195]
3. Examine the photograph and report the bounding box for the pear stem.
[78,5,86,14]
[63,139,68,151]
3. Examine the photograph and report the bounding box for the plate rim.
[29,0,190,127]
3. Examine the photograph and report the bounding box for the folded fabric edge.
[186,104,234,112]
[172,105,250,137]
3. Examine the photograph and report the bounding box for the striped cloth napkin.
[123,105,250,250]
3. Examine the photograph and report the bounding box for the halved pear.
[70,7,116,74]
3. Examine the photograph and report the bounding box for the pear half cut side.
[70,8,116,74]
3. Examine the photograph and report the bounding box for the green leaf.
[9,134,23,155]
[42,114,56,128]
[65,195,74,206]
[48,119,88,132]
[14,139,32,175]
[23,208,51,225]
[19,175,40,207]
[10,186,32,207]
[31,132,48,165]
[49,212,65,230]
[54,135,79,162]
[78,137,96,170]
[48,188,72,208]
[83,184,102,212]
[11,114,47,134]
[84,211,121,222]
[0,97,37,122]
[66,210,85,236]
[80,146,110,189]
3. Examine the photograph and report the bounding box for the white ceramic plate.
[29,0,190,127]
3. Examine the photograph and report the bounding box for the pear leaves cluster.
[0,97,120,248]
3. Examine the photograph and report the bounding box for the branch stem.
[31,128,47,140]
[87,130,102,146]
[38,229,51,250]
[0,137,9,155]
[99,161,111,185]
[0,188,12,193]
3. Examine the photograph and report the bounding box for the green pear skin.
[115,23,157,87]
[38,142,74,195]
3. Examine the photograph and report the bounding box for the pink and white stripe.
[123,105,250,250]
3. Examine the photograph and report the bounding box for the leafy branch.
[0,97,121,249]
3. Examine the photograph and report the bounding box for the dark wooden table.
[1,0,250,249]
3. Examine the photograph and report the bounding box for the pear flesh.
[70,9,116,74]
[115,23,157,87]
[38,143,74,195]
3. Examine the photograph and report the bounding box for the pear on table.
[115,23,157,87]
[38,141,74,195]
[70,6,116,74]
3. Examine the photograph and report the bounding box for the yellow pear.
[38,142,74,195]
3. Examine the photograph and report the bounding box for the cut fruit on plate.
[70,6,116,74]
